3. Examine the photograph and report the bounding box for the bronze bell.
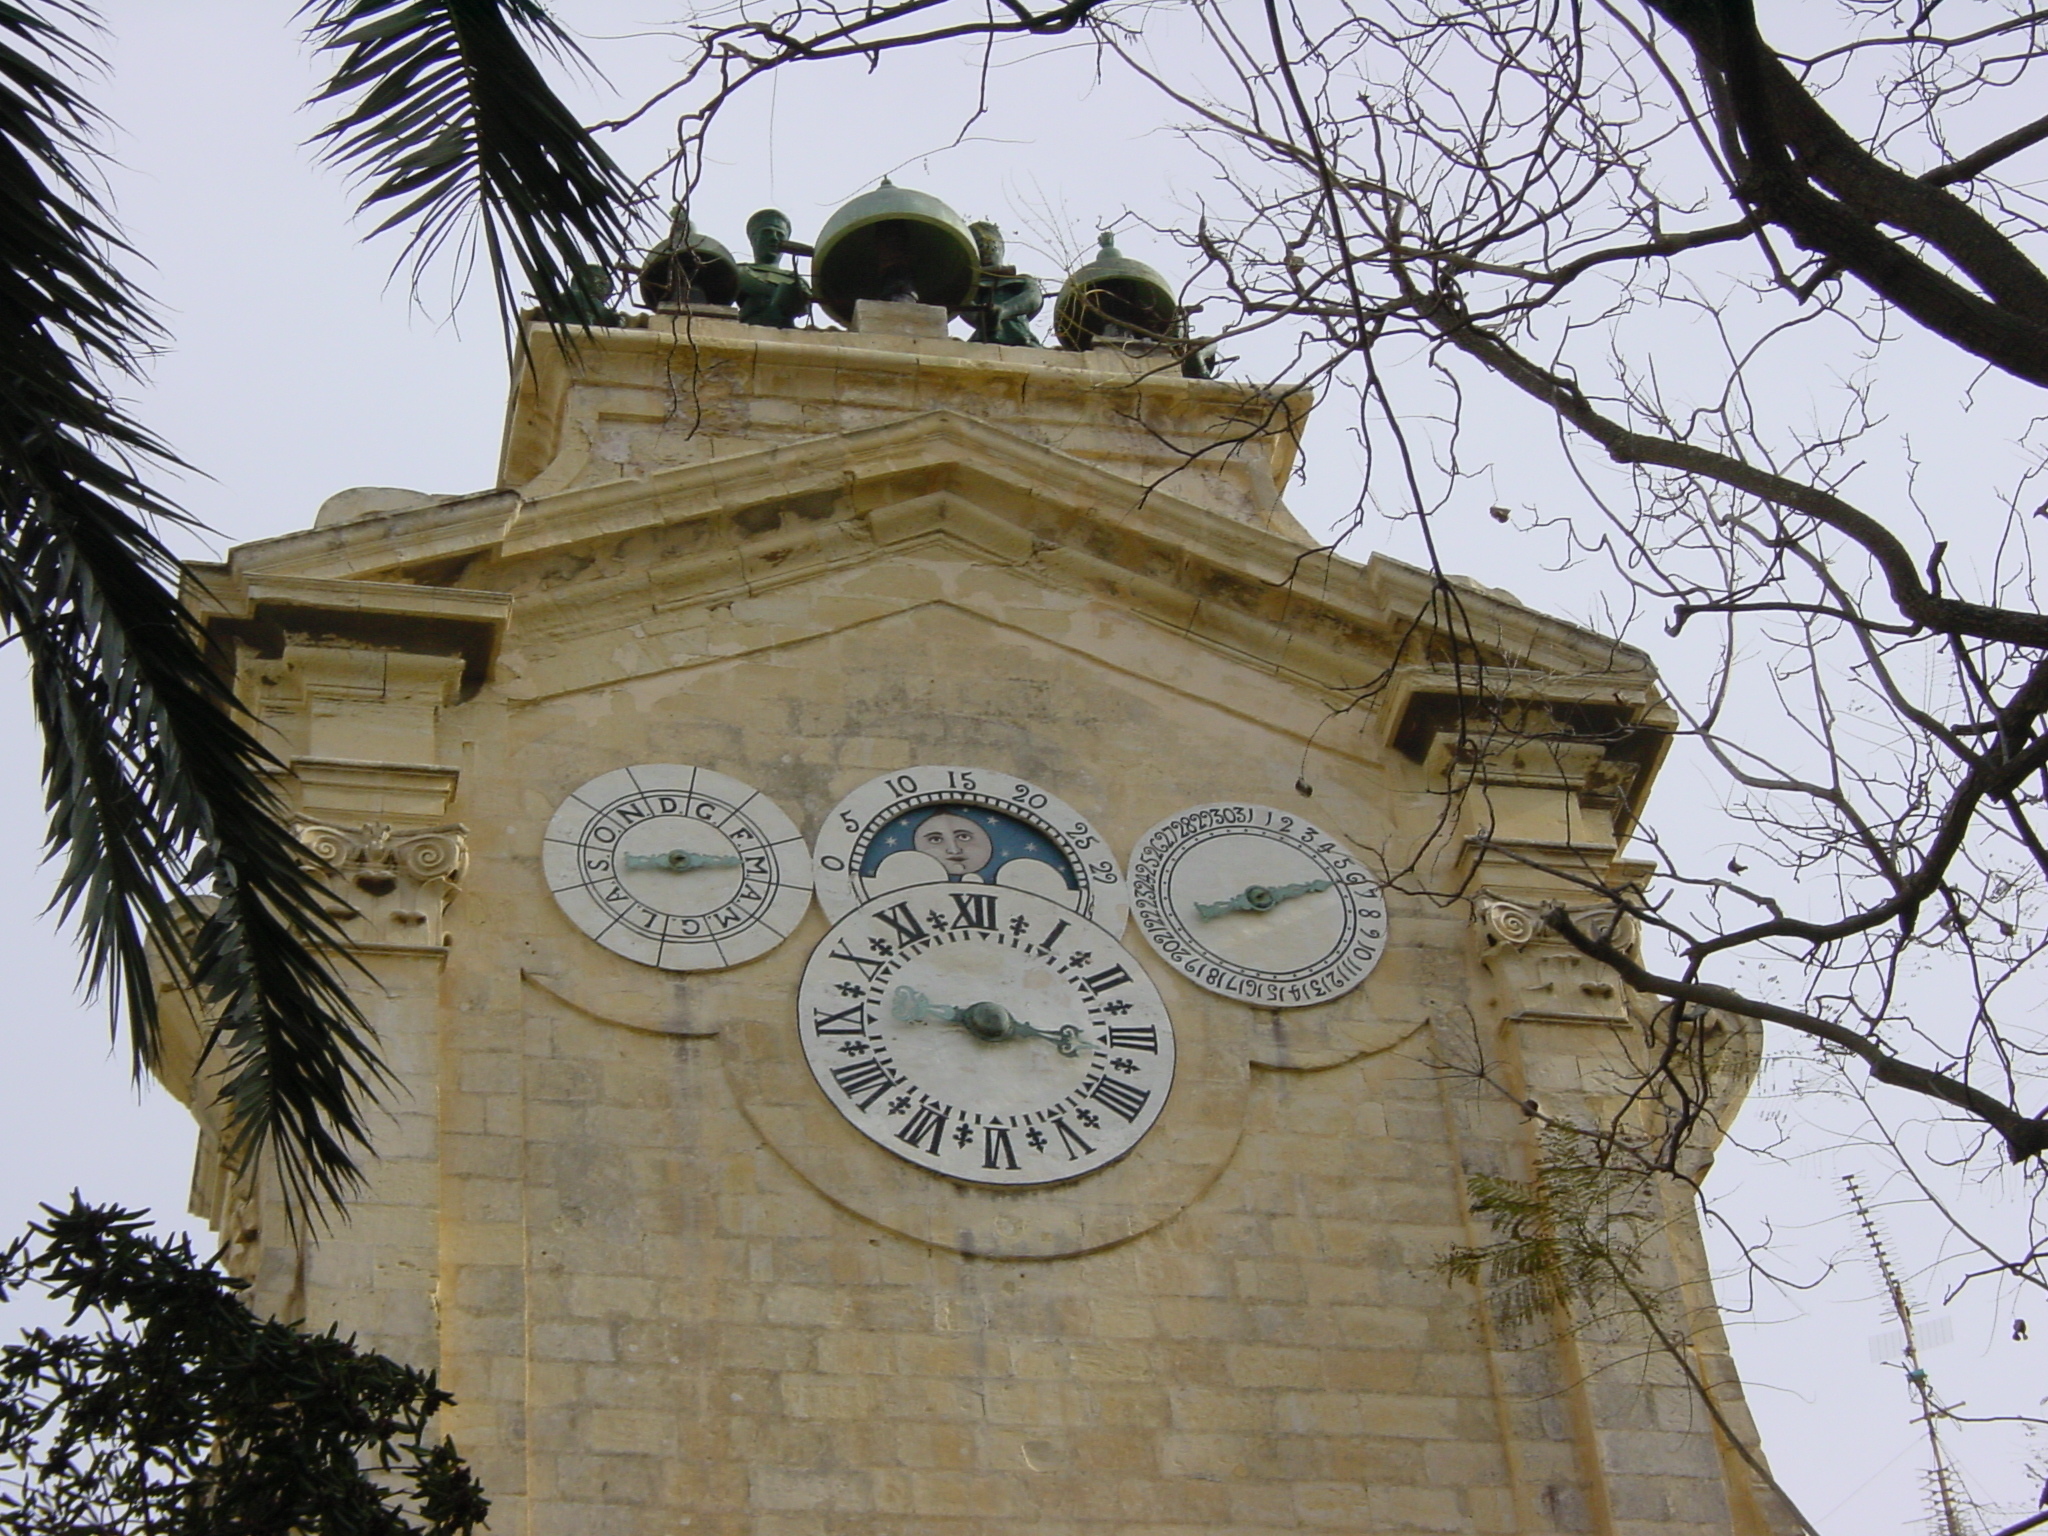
[811,180,980,326]
[638,214,743,310]
[1054,231,1183,349]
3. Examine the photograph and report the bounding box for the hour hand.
[624,848,743,872]
[1195,879,1332,920]
[891,986,963,1027]
[890,987,1091,1057]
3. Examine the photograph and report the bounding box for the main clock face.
[813,766,1126,931]
[798,886,1174,1185]
[542,765,813,970]
[1130,803,1388,1006]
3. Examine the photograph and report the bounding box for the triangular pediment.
[187,408,1672,821]
[204,410,1648,678]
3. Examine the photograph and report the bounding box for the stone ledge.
[187,570,512,688]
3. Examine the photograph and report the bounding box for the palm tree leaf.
[304,0,638,328]
[0,1,385,1218]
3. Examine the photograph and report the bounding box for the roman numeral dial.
[797,886,1175,1186]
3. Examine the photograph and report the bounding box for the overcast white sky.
[0,6,2038,1533]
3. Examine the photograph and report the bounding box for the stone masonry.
[155,307,1805,1536]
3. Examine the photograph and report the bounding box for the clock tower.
[162,275,1800,1535]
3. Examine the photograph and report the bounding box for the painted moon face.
[798,885,1173,1185]
[812,766,1126,931]
[913,812,994,876]
[542,765,812,970]
[1129,803,1387,1006]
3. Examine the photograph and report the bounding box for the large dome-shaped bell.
[638,215,742,310]
[812,181,980,325]
[1054,231,1183,349]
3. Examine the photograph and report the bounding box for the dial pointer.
[624,849,744,872]
[1194,879,1331,920]
[891,986,1093,1056]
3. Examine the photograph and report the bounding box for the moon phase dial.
[1130,803,1388,1006]
[812,766,1125,931]
[543,765,813,970]
[798,886,1173,1186]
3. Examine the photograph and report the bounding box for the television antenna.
[1846,1175,1974,1536]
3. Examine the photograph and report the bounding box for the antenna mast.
[1846,1175,1971,1536]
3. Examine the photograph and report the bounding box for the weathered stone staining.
[154,274,1797,1536]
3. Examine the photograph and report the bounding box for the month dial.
[542,765,813,970]
[813,766,1126,930]
[798,886,1174,1185]
[1130,803,1388,1006]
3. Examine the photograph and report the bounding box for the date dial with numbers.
[797,886,1174,1186]
[1130,802,1388,1006]
[811,766,1126,932]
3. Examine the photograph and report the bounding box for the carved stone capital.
[295,819,468,950]
[1474,894,1633,1026]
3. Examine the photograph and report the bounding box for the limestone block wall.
[156,320,1797,1536]
[496,316,1311,541]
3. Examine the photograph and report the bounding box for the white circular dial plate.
[1130,803,1388,1006]
[812,766,1126,931]
[542,765,813,970]
[799,886,1173,1186]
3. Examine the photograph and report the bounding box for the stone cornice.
[203,410,1658,708]
[497,313,1312,522]
[181,569,513,689]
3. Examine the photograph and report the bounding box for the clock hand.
[623,849,744,872]
[890,985,963,1026]
[889,986,1093,1057]
[1194,879,1332,920]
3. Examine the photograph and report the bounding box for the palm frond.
[305,0,638,330]
[0,1,384,1217]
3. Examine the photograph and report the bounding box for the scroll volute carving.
[1474,894,1635,1027]
[295,820,468,948]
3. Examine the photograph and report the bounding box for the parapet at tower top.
[576,180,1215,379]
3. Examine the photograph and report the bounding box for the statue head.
[746,208,793,265]
[970,220,1006,269]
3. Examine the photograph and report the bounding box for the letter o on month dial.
[542,765,813,970]
[1129,802,1388,1007]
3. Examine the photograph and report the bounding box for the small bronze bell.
[637,213,743,311]
[1054,231,1183,350]
[811,180,981,326]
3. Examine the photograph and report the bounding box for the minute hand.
[1196,879,1331,920]
[890,986,1093,1057]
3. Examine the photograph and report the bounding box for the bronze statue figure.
[735,208,813,329]
[540,262,622,327]
[965,222,1044,347]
